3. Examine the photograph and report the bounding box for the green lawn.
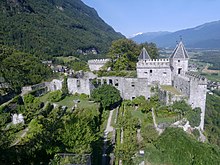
[161,85,182,95]
[56,56,77,63]
[39,93,99,110]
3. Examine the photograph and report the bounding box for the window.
[109,79,113,85]
[132,97,135,100]
[144,72,148,74]
[115,79,119,86]
[178,60,180,62]
[103,79,107,84]
[150,70,152,73]
[77,80,80,87]
[178,68,182,74]
[163,72,167,76]
[131,82,135,87]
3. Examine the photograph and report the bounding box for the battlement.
[137,58,170,68]
[186,72,207,84]
[88,59,110,64]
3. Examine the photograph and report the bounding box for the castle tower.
[170,41,189,79]
[138,47,151,61]
[137,47,172,85]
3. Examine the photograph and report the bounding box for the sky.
[81,0,220,37]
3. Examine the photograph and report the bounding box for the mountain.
[131,31,171,44]
[0,0,124,57]
[131,20,220,49]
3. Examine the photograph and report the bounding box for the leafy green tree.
[107,39,140,71]
[0,46,53,93]
[142,125,159,144]
[171,100,191,116]
[152,128,220,165]
[186,107,201,127]
[115,110,138,165]
[205,94,220,146]
[48,90,63,102]
[91,84,121,109]
[139,42,159,59]
[62,76,69,97]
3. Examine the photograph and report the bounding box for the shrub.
[48,90,63,102]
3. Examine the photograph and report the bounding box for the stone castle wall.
[88,59,110,71]
[137,59,171,85]
[173,75,190,97]
[158,88,185,105]
[170,58,188,77]
[186,72,207,130]
[172,72,207,130]
[95,77,150,100]
[67,78,93,95]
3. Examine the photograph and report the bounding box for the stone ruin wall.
[186,72,207,130]
[88,59,110,71]
[173,75,190,97]
[172,72,207,130]
[158,88,185,105]
[67,78,93,95]
[95,77,150,100]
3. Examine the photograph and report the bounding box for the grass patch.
[57,95,98,110]
[156,116,177,124]
[39,93,99,110]
[201,72,220,82]
[56,56,77,63]
[161,85,182,95]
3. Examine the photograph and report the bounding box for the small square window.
[77,80,80,87]
[178,60,180,62]
[131,82,135,87]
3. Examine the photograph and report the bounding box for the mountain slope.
[0,0,124,57]
[131,31,171,44]
[131,20,220,48]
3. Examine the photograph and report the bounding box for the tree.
[186,107,201,127]
[91,84,121,109]
[139,42,159,59]
[107,39,140,71]
[62,76,69,96]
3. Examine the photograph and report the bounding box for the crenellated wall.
[137,59,171,85]
[88,59,110,71]
[137,58,170,68]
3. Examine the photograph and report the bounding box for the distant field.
[56,56,77,63]
[202,65,220,74]
[187,49,220,82]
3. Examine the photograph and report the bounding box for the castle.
[22,41,207,130]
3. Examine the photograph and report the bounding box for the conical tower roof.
[170,41,189,59]
[138,47,151,60]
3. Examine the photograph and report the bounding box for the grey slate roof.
[138,47,151,60]
[170,41,189,59]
